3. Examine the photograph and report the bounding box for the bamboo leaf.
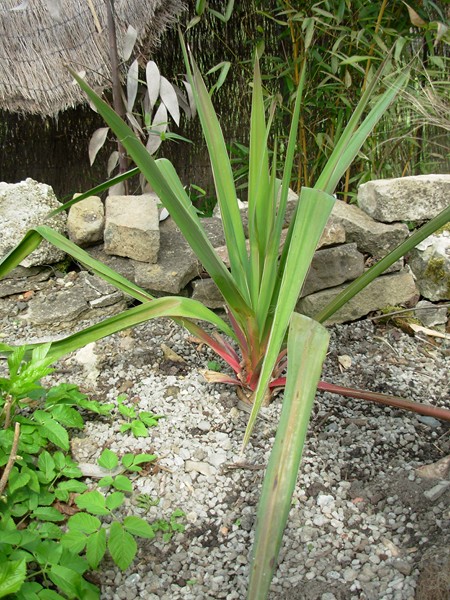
[248,314,329,599]
[160,76,180,126]
[88,127,109,166]
[127,59,139,113]
[146,61,161,111]
[122,25,138,61]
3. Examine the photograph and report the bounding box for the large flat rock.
[332,201,409,258]
[358,175,450,223]
[297,269,418,324]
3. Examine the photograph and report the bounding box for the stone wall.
[0,175,449,329]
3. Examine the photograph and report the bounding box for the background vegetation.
[0,0,448,201]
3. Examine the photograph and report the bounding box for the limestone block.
[104,195,160,262]
[358,175,450,223]
[134,219,200,293]
[332,201,409,257]
[0,178,66,267]
[192,278,225,309]
[408,232,450,300]
[301,243,364,297]
[296,269,418,324]
[67,195,104,247]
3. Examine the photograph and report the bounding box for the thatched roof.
[0,0,186,115]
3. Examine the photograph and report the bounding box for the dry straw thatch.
[0,0,186,115]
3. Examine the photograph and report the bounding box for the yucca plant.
[1,36,450,599]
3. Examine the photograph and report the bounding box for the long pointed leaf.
[247,313,329,599]
[314,203,450,323]
[70,68,250,319]
[244,188,335,446]
[179,34,250,303]
[0,226,154,304]
[48,168,139,217]
[41,296,234,362]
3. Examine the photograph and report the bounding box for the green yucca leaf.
[244,187,335,446]
[247,313,329,599]
[180,33,251,304]
[70,68,250,319]
[315,203,450,323]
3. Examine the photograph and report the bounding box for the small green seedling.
[117,394,164,438]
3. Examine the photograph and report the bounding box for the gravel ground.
[1,299,449,600]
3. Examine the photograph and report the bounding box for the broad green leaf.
[248,314,329,599]
[86,528,106,570]
[34,540,63,565]
[49,564,82,599]
[38,589,67,600]
[123,516,155,539]
[130,420,149,437]
[61,531,88,555]
[40,420,69,451]
[112,475,133,493]
[107,522,137,571]
[16,581,42,600]
[98,476,114,488]
[97,448,119,470]
[8,470,30,494]
[32,507,65,523]
[0,558,26,598]
[67,513,101,534]
[105,492,125,511]
[49,405,84,429]
[37,451,56,481]
[75,491,109,516]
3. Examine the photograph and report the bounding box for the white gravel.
[1,303,449,600]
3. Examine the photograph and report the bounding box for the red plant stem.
[317,381,450,422]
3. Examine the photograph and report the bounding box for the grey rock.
[24,272,126,327]
[87,245,137,284]
[318,216,346,249]
[67,195,105,247]
[297,268,418,324]
[417,416,443,429]
[408,232,450,301]
[0,178,66,267]
[391,559,413,576]
[301,243,364,297]
[133,217,225,294]
[134,221,200,294]
[0,266,52,298]
[332,201,409,257]
[191,278,224,309]
[423,480,450,501]
[104,195,160,262]
[358,174,450,223]
[414,300,448,327]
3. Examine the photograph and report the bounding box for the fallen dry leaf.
[161,343,186,363]
[415,455,450,480]
[409,323,450,340]
[338,354,352,370]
